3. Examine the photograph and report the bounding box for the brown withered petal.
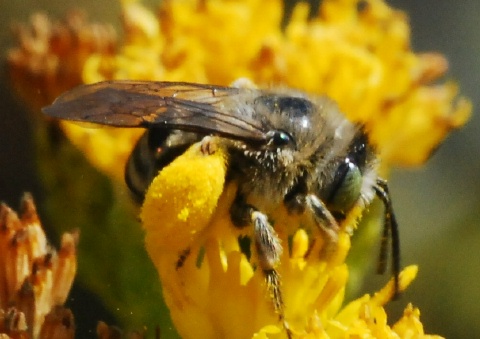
[38,306,75,339]
[0,194,77,339]
[0,308,28,337]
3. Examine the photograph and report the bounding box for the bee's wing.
[42,80,268,142]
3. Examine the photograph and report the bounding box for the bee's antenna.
[373,178,401,298]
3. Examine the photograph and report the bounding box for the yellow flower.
[141,140,437,338]
[7,0,471,337]
[0,194,77,338]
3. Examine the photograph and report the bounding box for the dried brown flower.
[0,194,77,338]
[7,11,117,111]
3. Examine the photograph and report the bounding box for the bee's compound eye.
[266,130,294,147]
[327,159,362,214]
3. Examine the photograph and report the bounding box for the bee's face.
[43,80,400,336]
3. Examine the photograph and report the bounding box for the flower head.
[141,139,438,337]
[0,194,77,338]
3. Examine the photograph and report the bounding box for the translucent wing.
[42,80,268,142]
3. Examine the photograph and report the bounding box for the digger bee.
[43,80,400,328]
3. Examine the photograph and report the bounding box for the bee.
[43,80,400,332]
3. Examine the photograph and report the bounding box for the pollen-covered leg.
[306,194,340,258]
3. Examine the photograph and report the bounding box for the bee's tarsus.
[264,269,284,314]
[306,194,340,257]
[264,269,292,338]
[200,136,218,155]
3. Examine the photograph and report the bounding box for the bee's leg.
[284,187,339,259]
[199,135,218,155]
[250,211,283,274]
[230,196,283,273]
[305,194,340,258]
[373,178,401,298]
[230,196,290,337]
